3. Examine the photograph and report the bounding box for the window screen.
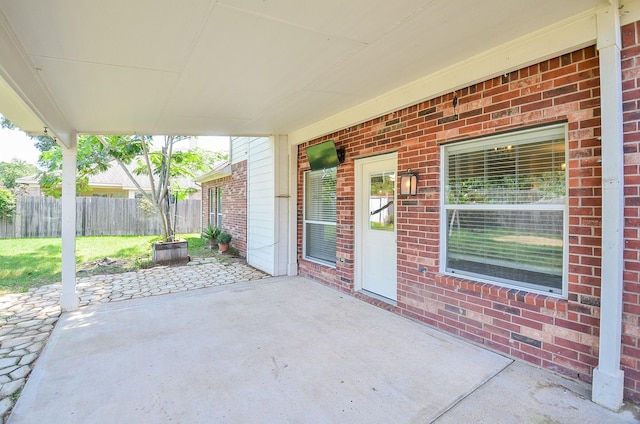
[443,125,567,294]
[304,167,337,265]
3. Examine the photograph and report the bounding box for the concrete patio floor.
[9,276,639,423]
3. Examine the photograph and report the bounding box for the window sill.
[301,257,337,269]
[434,272,568,312]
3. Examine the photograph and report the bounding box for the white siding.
[247,137,275,274]
[230,136,252,164]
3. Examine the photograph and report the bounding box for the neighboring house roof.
[14,175,38,186]
[86,163,153,191]
[195,161,231,183]
[15,161,201,192]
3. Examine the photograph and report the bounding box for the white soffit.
[0,77,43,133]
[288,10,600,145]
[0,0,622,141]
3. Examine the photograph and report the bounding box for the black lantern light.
[400,171,418,196]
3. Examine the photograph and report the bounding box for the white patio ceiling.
[0,0,612,147]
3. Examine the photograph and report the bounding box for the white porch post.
[60,135,78,312]
[273,134,290,276]
[592,2,625,410]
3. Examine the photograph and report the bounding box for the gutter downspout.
[592,1,625,410]
[60,134,78,312]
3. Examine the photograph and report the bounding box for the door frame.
[354,152,398,300]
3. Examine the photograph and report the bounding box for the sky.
[0,125,229,169]
[0,126,41,167]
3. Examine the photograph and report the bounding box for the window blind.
[304,168,337,265]
[443,126,567,294]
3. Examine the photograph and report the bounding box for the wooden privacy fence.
[0,197,201,239]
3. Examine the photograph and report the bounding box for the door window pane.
[369,172,395,231]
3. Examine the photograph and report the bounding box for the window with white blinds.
[442,124,567,295]
[304,167,337,266]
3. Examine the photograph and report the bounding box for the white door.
[355,154,397,301]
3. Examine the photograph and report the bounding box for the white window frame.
[216,187,223,229]
[303,168,337,267]
[439,124,569,296]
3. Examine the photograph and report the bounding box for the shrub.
[0,187,16,220]
[202,224,221,241]
[216,231,232,244]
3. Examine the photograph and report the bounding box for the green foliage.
[216,231,232,244]
[0,159,39,189]
[38,134,144,197]
[202,224,221,241]
[172,184,197,201]
[37,134,224,241]
[0,115,15,130]
[448,227,563,271]
[448,171,566,205]
[532,171,566,198]
[131,147,222,181]
[370,171,394,196]
[33,135,57,158]
[0,187,16,219]
[184,234,238,262]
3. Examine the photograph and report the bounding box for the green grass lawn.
[0,233,210,294]
[448,228,563,271]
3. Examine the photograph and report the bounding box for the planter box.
[152,240,189,265]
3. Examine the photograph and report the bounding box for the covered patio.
[1,0,638,413]
[9,274,637,423]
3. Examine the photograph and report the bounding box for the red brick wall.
[297,31,639,402]
[226,161,247,256]
[622,21,640,402]
[200,161,247,257]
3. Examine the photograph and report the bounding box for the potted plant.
[202,224,221,249]
[216,231,232,253]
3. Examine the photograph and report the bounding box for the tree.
[40,134,225,242]
[1,116,226,241]
[0,159,39,189]
[0,187,16,220]
[0,115,15,130]
[98,135,218,242]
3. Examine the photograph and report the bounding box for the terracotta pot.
[218,242,229,253]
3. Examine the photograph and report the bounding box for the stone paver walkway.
[0,257,268,422]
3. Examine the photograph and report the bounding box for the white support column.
[592,2,625,410]
[273,134,290,276]
[60,136,78,312]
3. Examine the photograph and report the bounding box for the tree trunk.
[159,193,173,242]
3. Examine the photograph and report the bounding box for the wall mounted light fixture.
[400,171,418,195]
